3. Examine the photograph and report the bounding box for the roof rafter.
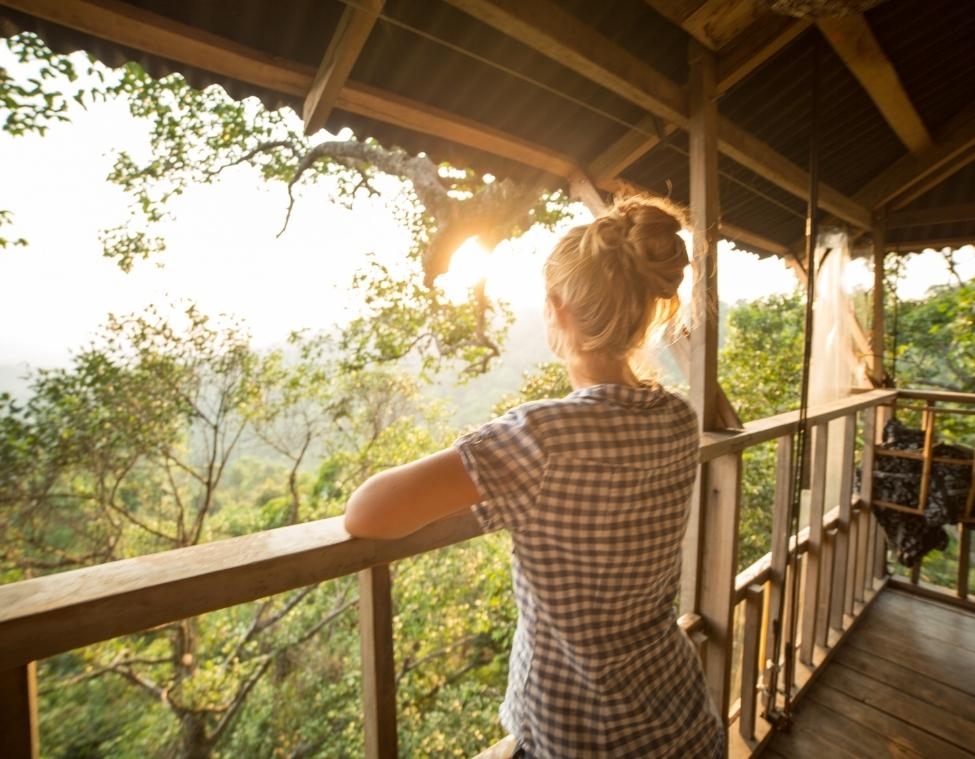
[588,115,678,184]
[716,16,809,95]
[443,0,871,229]
[302,0,383,136]
[818,14,932,153]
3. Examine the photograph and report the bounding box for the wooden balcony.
[1,388,973,758]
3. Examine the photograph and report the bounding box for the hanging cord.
[765,35,821,730]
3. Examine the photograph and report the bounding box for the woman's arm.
[343,448,482,539]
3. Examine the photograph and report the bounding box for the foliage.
[718,292,805,570]
[491,361,572,417]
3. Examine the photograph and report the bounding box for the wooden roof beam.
[588,115,678,184]
[855,106,975,210]
[444,0,871,230]
[818,15,932,154]
[443,0,688,127]
[303,0,383,136]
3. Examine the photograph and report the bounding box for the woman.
[344,196,725,758]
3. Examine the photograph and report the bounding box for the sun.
[438,234,548,308]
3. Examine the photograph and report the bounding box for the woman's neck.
[564,351,638,390]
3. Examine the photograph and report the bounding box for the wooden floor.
[764,588,975,759]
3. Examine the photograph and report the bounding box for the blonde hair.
[544,195,689,358]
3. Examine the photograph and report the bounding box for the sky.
[1,47,971,369]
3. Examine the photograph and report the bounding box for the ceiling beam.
[303,0,383,136]
[10,0,872,230]
[335,83,578,178]
[818,15,932,154]
[588,115,678,182]
[444,0,871,229]
[682,0,769,51]
[443,0,687,127]
[855,107,975,210]
[718,118,871,229]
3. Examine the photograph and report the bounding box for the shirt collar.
[567,382,666,409]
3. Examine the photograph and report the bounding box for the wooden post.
[358,565,397,759]
[0,663,39,759]
[696,452,741,721]
[800,423,828,665]
[817,529,836,648]
[739,584,763,743]
[688,40,721,432]
[870,218,887,386]
[959,524,971,600]
[830,414,856,630]
[764,434,793,711]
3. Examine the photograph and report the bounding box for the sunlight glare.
[439,237,491,303]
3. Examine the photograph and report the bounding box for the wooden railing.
[0,388,922,758]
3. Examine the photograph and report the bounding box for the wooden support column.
[697,452,742,720]
[870,218,887,386]
[358,565,397,759]
[688,40,721,432]
[0,663,39,759]
[800,423,828,665]
[830,414,857,630]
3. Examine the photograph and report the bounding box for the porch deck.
[764,587,975,759]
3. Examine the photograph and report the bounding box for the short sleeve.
[453,405,547,533]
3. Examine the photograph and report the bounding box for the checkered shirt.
[455,383,724,758]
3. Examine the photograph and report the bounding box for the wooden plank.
[0,510,484,672]
[845,623,975,697]
[800,423,829,665]
[716,16,811,94]
[442,0,688,126]
[818,15,932,153]
[829,415,856,630]
[869,591,975,653]
[771,698,898,759]
[303,0,383,135]
[739,584,763,742]
[855,106,975,210]
[834,638,975,725]
[809,676,974,759]
[0,663,38,759]
[764,435,793,711]
[790,698,931,759]
[688,41,721,432]
[358,565,397,759]
[697,453,742,718]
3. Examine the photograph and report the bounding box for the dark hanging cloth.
[867,418,973,568]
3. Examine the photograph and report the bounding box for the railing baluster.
[800,424,828,665]
[358,564,398,759]
[763,434,793,715]
[696,452,742,719]
[739,584,763,743]
[0,662,39,759]
[959,524,971,600]
[845,505,858,616]
[830,414,856,631]
[817,529,836,648]
[854,407,879,604]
